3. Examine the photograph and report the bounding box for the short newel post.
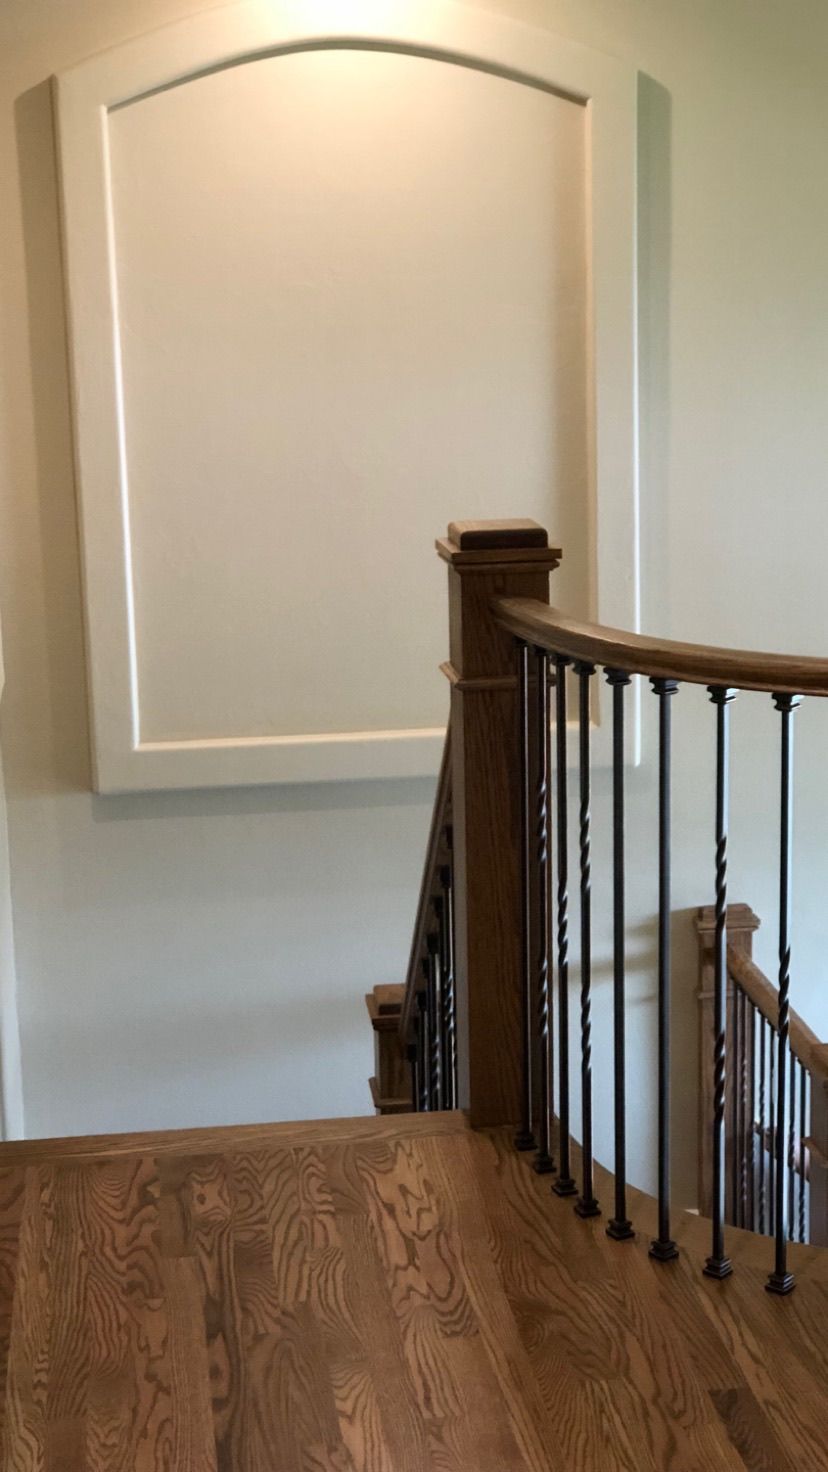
[437,520,561,1128]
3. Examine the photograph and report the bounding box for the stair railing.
[398,725,457,1113]
[696,905,828,1248]
[395,516,828,1298]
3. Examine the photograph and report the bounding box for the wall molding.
[55,0,639,791]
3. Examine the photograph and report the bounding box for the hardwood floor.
[0,1111,825,1470]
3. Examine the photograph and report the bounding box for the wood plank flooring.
[0,1111,825,1469]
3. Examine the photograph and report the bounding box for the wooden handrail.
[727,946,828,1085]
[493,598,828,695]
[399,721,452,1043]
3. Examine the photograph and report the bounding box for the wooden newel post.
[436,520,561,1127]
[694,903,760,1216]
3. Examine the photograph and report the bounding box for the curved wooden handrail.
[494,598,828,695]
[399,721,452,1042]
[727,945,828,1085]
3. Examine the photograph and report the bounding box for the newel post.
[694,903,760,1216]
[436,520,561,1127]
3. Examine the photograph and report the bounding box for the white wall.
[3,0,828,1204]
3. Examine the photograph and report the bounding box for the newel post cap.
[436,519,561,569]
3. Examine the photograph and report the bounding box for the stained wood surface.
[0,1112,826,1469]
[494,597,828,695]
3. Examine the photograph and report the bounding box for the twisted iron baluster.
[574,662,599,1217]
[705,685,736,1277]
[553,656,577,1197]
[439,862,457,1113]
[428,917,443,1111]
[766,691,800,1296]
[788,1048,796,1243]
[799,1068,808,1243]
[534,646,555,1174]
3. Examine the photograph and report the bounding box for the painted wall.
[2,0,828,1204]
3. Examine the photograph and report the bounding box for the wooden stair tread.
[0,1114,823,1468]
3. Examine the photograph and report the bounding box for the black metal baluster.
[732,981,742,1226]
[799,1067,808,1244]
[650,677,679,1261]
[766,691,801,1296]
[553,656,577,1197]
[607,669,634,1241]
[425,939,442,1111]
[740,988,749,1229]
[748,1004,757,1232]
[439,863,457,1112]
[407,1040,419,1113]
[705,686,735,1277]
[769,1014,777,1238]
[787,1047,796,1242]
[515,642,536,1151]
[432,903,446,1111]
[534,646,555,1174]
[758,1016,767,1234]
[575,662,599,1217]
[416,988,429,1112]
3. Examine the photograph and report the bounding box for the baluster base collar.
[514,1129,536,1151]
[552,1175,577,1198]
[703,1255,733,1280]
[533,1151,556,1175]
[649,1238,679,1262]
[575,1196,601,1218]
[607,1218,635,1241]
[765,1270,795,1296]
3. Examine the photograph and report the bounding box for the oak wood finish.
[366,985,409,1114]
[438,522,561,1127]
[695,906,761,1219]
[495,598,828,695]
[0,1111,826,1470]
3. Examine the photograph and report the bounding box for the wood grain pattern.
[0,1113,826,1468]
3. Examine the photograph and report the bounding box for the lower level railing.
[696,909,828,1249]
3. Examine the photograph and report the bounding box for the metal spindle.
[407,1041,419,1113]
[553,655,577,1197]
[758,1016,767,1234]
[798,1068,808,1244]
[705,685,735,1277]
[534,646,555,1174]
[745,1000,751,1230]
[769,1014,777,1238]
[740,988,749,1228]
[650,677,679,1261]
[425,939,442,1110]
[606,669,633,1241]
[766,691,801,1296]
[574,662,599,1217]
[731,981,742,1226]
[515,642,536,1151]
[439,863,457,1112]
[432,908,447,1111]
[416,989,429,1112]
[788,1048,796,1242]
